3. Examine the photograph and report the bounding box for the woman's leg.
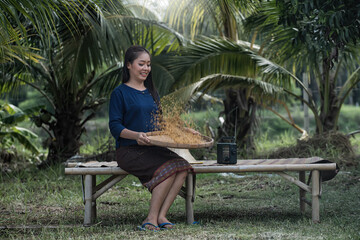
[157,170,188,228]
[143,174,176,230]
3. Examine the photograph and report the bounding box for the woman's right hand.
[136,132,151,145]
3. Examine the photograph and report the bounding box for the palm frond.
[0,130,39,154]
[151,55,177,96]
[164,0,259,39]
[89,64,123,97]
[108,15,186,53]
[158,37,320,112]
[244,0,319,70]
[165,73,284,104]
[338,66,360,107]
[164,37,257,87]
[0,25,43,65]
[126,4,160,21]
[56,2,126,89]
[164,37,302,90]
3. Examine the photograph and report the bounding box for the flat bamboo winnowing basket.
[147,131,214,149]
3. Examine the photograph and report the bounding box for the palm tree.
[160,0,264,152]
[159,0,360,154]
[243,0,360,133]
[1,0,184,165]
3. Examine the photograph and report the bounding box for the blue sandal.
[137,222,159,232]
[158,222,175,230]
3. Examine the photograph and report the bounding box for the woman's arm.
[120,128,150,145]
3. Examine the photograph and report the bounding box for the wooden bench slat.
[65,163,336,175]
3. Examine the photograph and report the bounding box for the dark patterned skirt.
[116,145,193,192]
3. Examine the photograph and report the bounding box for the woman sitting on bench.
[109,46,193,231]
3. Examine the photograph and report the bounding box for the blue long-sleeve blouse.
[109,84,159,148]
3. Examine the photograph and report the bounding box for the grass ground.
[1,161,359,239]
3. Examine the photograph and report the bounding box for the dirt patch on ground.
[265,132,358,166]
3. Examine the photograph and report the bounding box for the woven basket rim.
[147,131,214,149]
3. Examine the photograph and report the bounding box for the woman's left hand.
[136,132,151,145]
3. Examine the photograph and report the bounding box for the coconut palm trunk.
[220,88,256,152]
[46,113,83,165]
[318,59,341,133]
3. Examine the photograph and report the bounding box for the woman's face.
[127,52,151,83]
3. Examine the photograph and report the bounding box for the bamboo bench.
[64,156,339,226]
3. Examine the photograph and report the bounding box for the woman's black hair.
[122,46,161,108]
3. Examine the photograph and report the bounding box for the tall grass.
[254,130,297,155]
[350,135,360,155]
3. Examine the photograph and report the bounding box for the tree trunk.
[54,111,83,158]
[218,88,256,155]
[319,96,340,132]
[38,105,84,168]
[318,59,340,133]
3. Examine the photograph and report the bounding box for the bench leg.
[312,170,320,223]
[84,174,94,226]
[299,171,306,213]
[91,175,97,223]
[186,173,194,224]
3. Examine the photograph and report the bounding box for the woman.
[109,46,193,231]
